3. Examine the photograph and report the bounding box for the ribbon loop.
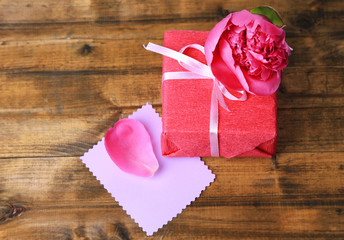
[144,42,246,157]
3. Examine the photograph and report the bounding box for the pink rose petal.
[204,13,232,65]
[105,118,159,177]
[244,70,281,96]
[231,10,283,36]
[211,47,244,91]
[218,38,249,91]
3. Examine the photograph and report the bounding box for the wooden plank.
[0,39,149,72]
[278,66,344,108]
[278,107,344,153]
[0,0,96,24]
[0,106,343,157]
[0,113,120,158]
[0,36,341,71]
[0,206,144,240]
[0,153,343,239]
[0,157,115,205]
[0,0,342,24]
[0,72,162,116]
[0,12,342,43]
[2,153,343,204]
[0,67,342,119]
[203,152,344,199]
[0,204,343,239]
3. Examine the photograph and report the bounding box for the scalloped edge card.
[80,103,215,235]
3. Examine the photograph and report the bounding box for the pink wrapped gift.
[160,30,277,158]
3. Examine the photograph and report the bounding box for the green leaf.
[250,6,284,27]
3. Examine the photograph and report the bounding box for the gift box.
[161,30,277,158]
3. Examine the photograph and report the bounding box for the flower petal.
[211,46,244,91]
[105,118,159,177]
[205,13,232,65]
[244,70,281,96]
[231,10,284,36]
[218,38,249,91]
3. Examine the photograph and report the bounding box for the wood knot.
[217,6,230,18]
[336,208,342,215]
[295,14,314,30]
[0,203,25,223]
[294,9,324,31]
[277,82,287,94]
[114,223,130,240]
[80,44,94,55]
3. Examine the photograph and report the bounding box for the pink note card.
[81,103,215,235]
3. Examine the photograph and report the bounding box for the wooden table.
[0,1,343,239]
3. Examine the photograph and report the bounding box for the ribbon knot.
[144,42,247,157]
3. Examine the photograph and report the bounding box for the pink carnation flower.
[205,10,291,96]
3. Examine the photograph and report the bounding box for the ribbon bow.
[144,42,247,156]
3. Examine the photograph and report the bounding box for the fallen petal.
[105,118,159,177]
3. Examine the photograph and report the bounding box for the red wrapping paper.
[161,30,277,158]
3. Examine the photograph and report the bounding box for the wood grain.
[0,0,342,23]
[0,0,343,239]
[0,106,342,159]
[0,153,343,239]
[0,35,341,72]
[0,67,342,117]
